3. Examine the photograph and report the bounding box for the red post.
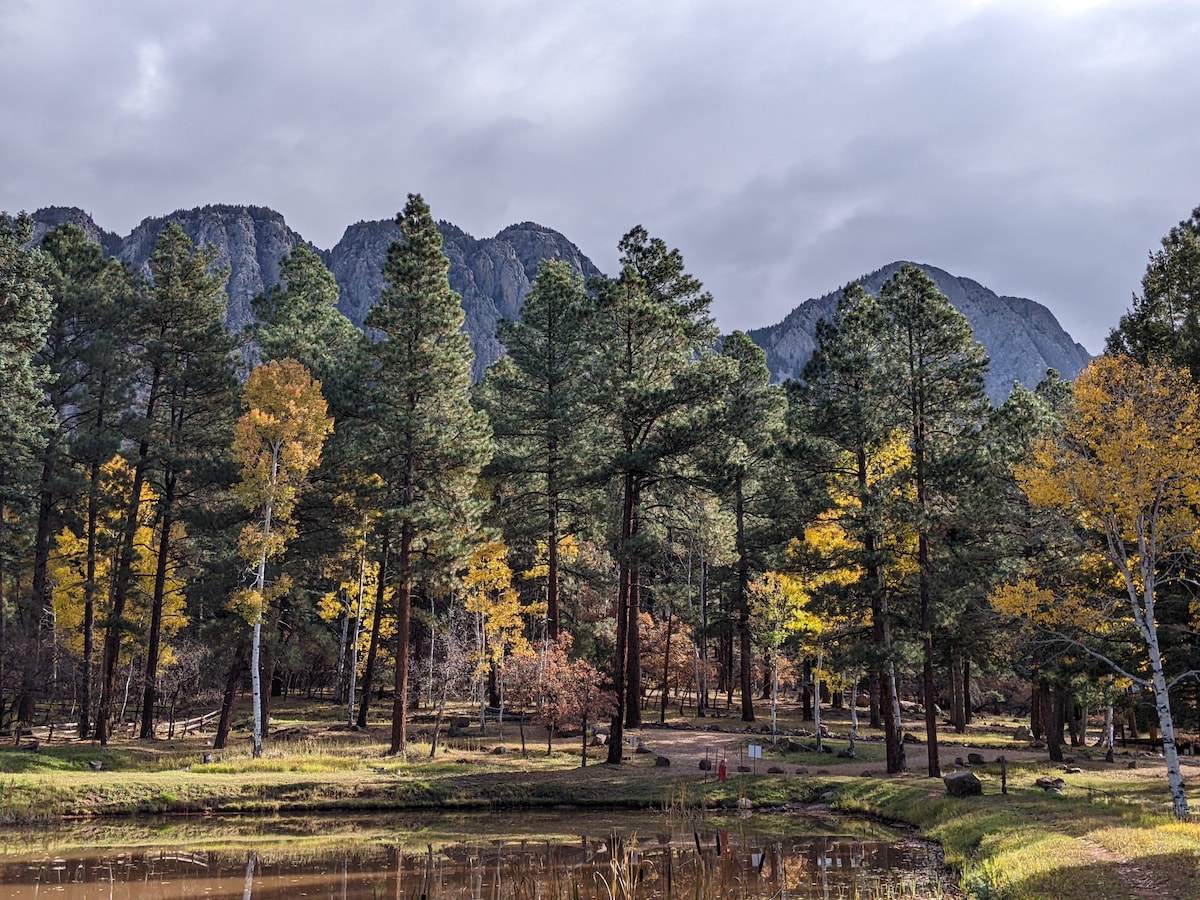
[718,758,728,782]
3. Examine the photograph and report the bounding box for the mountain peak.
[747,261,1091,403]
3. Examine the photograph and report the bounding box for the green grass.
[833,764,1200,899]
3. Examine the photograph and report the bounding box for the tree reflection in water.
[2,825,950,899]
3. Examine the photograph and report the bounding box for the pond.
[0,810,955,899]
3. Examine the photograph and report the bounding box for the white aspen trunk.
[348,544,366,727]
[250,541,268,759]
[250,445,279,759]
[1146,632,1190,819]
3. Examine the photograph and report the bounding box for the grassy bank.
[1,706,1198,898]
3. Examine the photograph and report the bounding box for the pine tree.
[795,284,909,772]
[710,331,787,723]
[878,265,991,777]
[0,212,52,728]
[479,258,590,639]
[33,225,136,736]
[96,223,237,744]
[582,227,733,762]
[365,194,492,754]
[1107,204,1200,376]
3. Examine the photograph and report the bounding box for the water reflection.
[0,824,947,899]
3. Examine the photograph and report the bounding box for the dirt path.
[1075,836,1166,900]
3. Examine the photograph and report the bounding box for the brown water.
[0,813,952,899]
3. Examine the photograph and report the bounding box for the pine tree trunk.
[1031,667,1045,739]
[389,518,414,754]
[97,433,152,745]
[963,657,972,725]
[735,477,754,722]
[139,470,177,739]
[214,641,247,750]
[98,354,163,746]
[357,526,389,729]
[625,564,642,728]
[1046,682,1065,763]
[950,646,964,735]
[546,492,560,639]
[79,457,102,740]
[606,471,635,765]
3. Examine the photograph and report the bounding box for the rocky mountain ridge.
[746,261,1092,402]
[29,205,1089,397]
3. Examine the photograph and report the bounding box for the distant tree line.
[1,197,1197,817]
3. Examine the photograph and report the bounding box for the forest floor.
[1,699,1198,899]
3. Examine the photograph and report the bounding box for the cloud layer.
[4,0,1199,352]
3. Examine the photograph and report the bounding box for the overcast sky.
[4,1,1199,353]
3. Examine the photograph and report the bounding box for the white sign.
[748,744,762,759]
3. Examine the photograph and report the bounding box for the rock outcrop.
[29,208,1089,398]
[117,205,310,331]
[327,218,601,380]
[746,261,1093,403]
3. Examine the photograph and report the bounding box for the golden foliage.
[48,456,187,661]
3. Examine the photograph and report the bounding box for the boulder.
[903,732,921,744]
[943,770,982,797]
[1035,776,1066,793]
[654,756,670,768]
[1013,725,1032,740]
[766,766,786,774]
[967,752,986,766]
[698,758,713,771]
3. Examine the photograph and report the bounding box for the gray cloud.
[4,0,1200,353]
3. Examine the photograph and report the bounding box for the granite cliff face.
[29,208,1089,399]
[118,205,310,332]
[29,206,124,257]
[31,205,599,383]
[326,218,601,380]
[746,261,1093,402]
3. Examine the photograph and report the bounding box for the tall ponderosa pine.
[479,259,589,639]
[583,227,733,763]
[96,223,237,744]
[0,212,53,728]
[33,225,136,737]
[711,331,787,723]
[796,284,908,772]
[136,225,239,739]
[365,194,492,754]
[1107,205,1200,377]
[878,265,990,777]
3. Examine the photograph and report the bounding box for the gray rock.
[943,770,982,796]
[967,752,986,766]
[1013,725,1032,740]
[31,209,1090,404]
[745,261,1091,403]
